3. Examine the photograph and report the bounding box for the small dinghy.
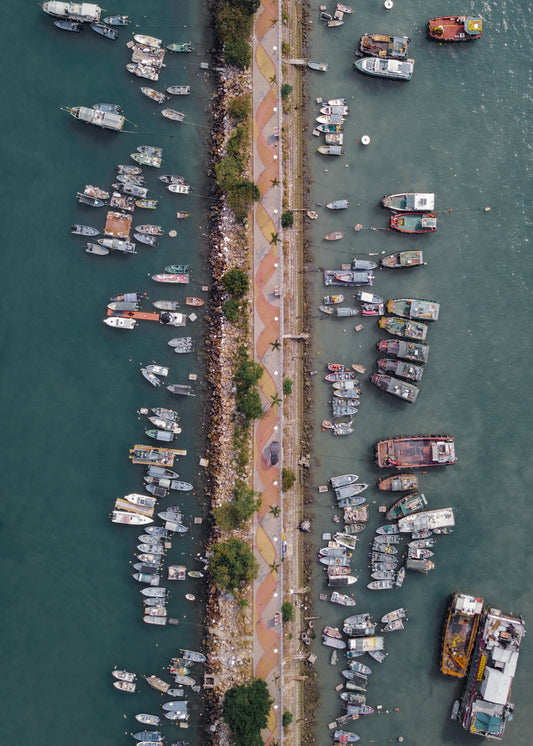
[90,22,118,40]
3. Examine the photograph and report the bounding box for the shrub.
[225,38,252,69]
[237,387,264,420]
[281,210,294,228]
[223,298,241,322]
[209,538,259,592]
[228,94,252,121]
[281,601,294,622]
[214,481,261,531]
[281,41,290,57]
[280,84,293,100]
[283,379,293,395]
[222,267,250,299]
[223,678,273,746]
[281,468,295,492]
[282,711,293,727]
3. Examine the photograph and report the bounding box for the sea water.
[305,2,532,744]
[2,2,213,743]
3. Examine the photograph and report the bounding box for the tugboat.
[428,15,482,41]
[376,436,456,468]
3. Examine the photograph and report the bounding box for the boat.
[143,616,166,626]
[316,123,342,133]
[180,649,207,663]
[159,174,186,184]
[323,294,344,305]
[90,22,118,39]
[358,34,411,59]
[112,669,136,682]
[168,184,191,195]
[71,224,100,236]
[135,714,161,725]
[390,212,437,233]
[383,619,404,632]
[386,298,440,321]
[176,211,190,219]
[330,591,356,606]
[379,317,428,341]
[367,580,395,590]
[54,19,81,31]
[127,63,159,81]
[368,650,387,663]
[408,546,434,559]
[142,368,163,387]
[371,374,419,403]
[152,274,189,284]
[148,417,181,434]
[131,153,162,168]
[43,2,101,23]
[118,174,145,186]
[146,463,179,476]
[141,87,169,104]
[335,483,367,498]
[137,224,164,235]
[381,608,406,624]
[133,732,163,743]
[331,474,359,488]
[377,358,424,382]
[398,507,455,533]
[382,192,435,212]
[458,607,524,740]
[185,297,204,307]
[146,429,174,442]
[145,674,170,692]
[386,492,427,520]
[166,85,191,95]
[98,237,136,253]
[117,164,143,175]
[318,145,344,156]
[136,199,158,209]
[378,474,418,491]
[377,338,430,364]
[320,105,349,115]
[326,199,349,209]
[373,534,400,544]
[395,567,406,587]
[123,493,157,508]
[141,586,167,597]
[139,144,163,156]
[324,270,374,286]
[167,41,193,52]
[354,57,414,80]
[167,383,194,397]
[104,15,129,25]
[428,15,482,42]
[376,436,456,469]
[76,192,104,208]
[135,233,158,246]
[381,250,424,268]
[308,61,328,71]
[113,680,136,692]
[104,317,137,330]
[322,636,347,649]
[67,106,125,131]
[333,730,360,743]
[133,34,162,48]
[168,565,186,581]
[323,625,343,639]
[153,301,180,312]
[162,109,185,122]
[165,264,190,273]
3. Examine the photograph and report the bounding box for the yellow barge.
[441,592,484,677]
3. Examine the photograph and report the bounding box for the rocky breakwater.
[202,62,255,744]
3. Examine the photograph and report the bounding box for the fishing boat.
[335,482,367,498]
[371,373,419,403]
[98,237,136,253]
[76,192,104,208]
[166,85,191,95]
[145,674,170,692]
[323,625,343,639]
[324,270,374,286]
[118,174,145,186]
[176,211,189,219]
[386,492,427,519]
[325,371,357,382]
[334,730,360,743]
[382,192,435,212]
[113,680,136,692]
[159,174,186,185]
[322,294,344,305]
[168,184,191,194]
[408,546,434,559]
[428,15,482,41]
[165,264,190,274]
[135,233,158,246]
[167,41,193,52]
[136,199,158,209]
[358,34,411,59]
[326,199,349,209]
[367,580,395,590]
[332,404,358,417]
[381,608,407,624]
[378,474,418,491]
[308,61,328,71]
[180,648,207,663]
[54,19,81,31]
[377,358,424,382]
[168,337,193,353]
[352,259,378,271]
[330,591,356,606]
[123,493,157,508]
[104,317,137,330]
[90,22,118,40]
[324,231,344,241]
[318,145,344,156]
[440,592,485,677]
[167,384,194,396]
[376,436,456,468]
[334,307,359,317]
[319,305,334,315]
[395,567,406,587]
[146,429,174,442]
[387,299,440,321]
[43,2,101,22]
[127,63,159,81]
[144,483,169,498]
[152,274,189,285]
[354,57,414,80]
[185,297,204,307]
[104,14,129,25]
[134,34,162,47]
[379,316,428,341]
[383,619,404,632]
[135,714,160,725]
[377,338,430,364]
[137,224,163,235]
[67,105,125,131]
[168,565,186,581]
[153,301,180,311]
[112,669,136,682]
[316,124,342,133]
[399,507,455,533]
[117,164,143,175]
[134,729,164,741]
[330,474,359,488]
[142,369,163,387]
[374,534,401,544]
[322,636,347,649]
[131,153,162,168]
[162,109,185,122]
[141,87,169,104]
[71,224,99,236]
[320,105,349,115]
[390,212,437,233]
[381,250,425,268]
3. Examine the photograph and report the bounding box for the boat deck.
[114,498,154,517]
[106,309,160,321]
[104,211,132,238]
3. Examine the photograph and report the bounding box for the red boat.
[185,297,204,306]
[376,436,457,468]
[428,15,482,42]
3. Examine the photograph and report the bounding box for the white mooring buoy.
[361,135,371,145]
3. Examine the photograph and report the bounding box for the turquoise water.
[2,2,213,743]
[305,2,532,744]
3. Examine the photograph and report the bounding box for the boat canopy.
[421,216,437,229]
[407,193,434,211]
[43,2,101,21]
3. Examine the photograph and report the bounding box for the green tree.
[269,232,280,245]
[228,94,251,121]
[209,538,259,592]
[281,601,294,622]
[223,298,241,322]
[237,387,264,420]
[225,39,252,69]
[281,468,295,492]
[223,678,273,746]
[270,393,282,407]
[281,210,294,228]
[228,0,261,14]
[270,339,281,351]
[282,711,293,727]
[281,84,293,100]
[269,504,281,517]
[283,379,293,395]
[222,267,250,299]
[214,481,261,531]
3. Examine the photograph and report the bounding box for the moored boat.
[376,436,457,468]
[371,373,419,403]
[131,152,162,168]
[379,316,428,341]
[104,15,129,25]
[90,22,118,40]
[377,338,430,363]
[167,41,193,52]
[104,317,137,330]
[318,145,344,156]
[43,2,101,23]
[166,85,191,95]
[358,34,411,60]
[136,224,163,235]
[381,250,425,268]
[323,294,344,305]
[133,34,162,48]
[135,714,160,725]
[428,15,482,41]
[168,184,191,194]
[67,106,124,131]
[390,212,437,233]
[185,297,204,306]
[324,231,344,240]
[153,301,180,311]
[382,192,435,212]
[386,492,427,520]
[378,474,418,491]
[354,57,414,80]
[308,61,328,71]
[386,298,440,321]
[162,109,185,122]
[72,224,99,236]
[76,192,104,208]
[377,358,424,382]
[141,87,169,104]
[330,591,356,606]
[113,680,136,692]
[440,592,484,677]
[326,199,349,209]
[167,384,194,396]
[54,19,80,31]
[367,580,395,590]
[135,233,158,246]
[136,199,158,209]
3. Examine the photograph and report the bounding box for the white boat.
[111,511,152,525]
[123,493,157,508]
[103,317,137,330]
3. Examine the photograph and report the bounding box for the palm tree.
[269,504,281,517]
[270,339,281,351]
[269,74,277,85]
[269,232,280,245]
[270,177,280,188]
[270,393,282,407]
[269,561,281,574]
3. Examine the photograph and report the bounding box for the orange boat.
[441,592,484,677]
[324,231,344,240]
[428,15,482,42]
[185,297,204,306]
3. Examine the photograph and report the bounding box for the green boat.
[165,264,190,274]
[386,492,427,520]
[379,316,428,341]
[381,250,424,269]
[131,152,162,168]
[167,42,193,52]
[386,299,440,321]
